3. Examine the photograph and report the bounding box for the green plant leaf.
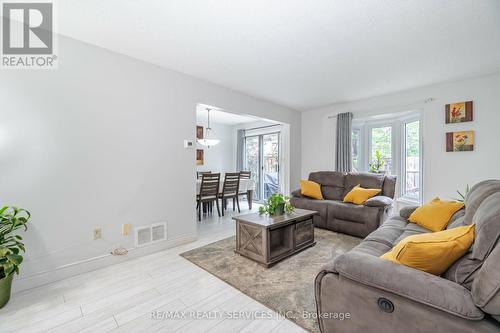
[2,262,14,276]
[6,254,23,265]
[0,246,10,257]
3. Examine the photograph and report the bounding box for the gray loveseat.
[290,171,396,238]
[315,180,500,333]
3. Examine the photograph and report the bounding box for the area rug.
[180,228,361,332]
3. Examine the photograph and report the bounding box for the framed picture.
[196,149,204,165]
[196,126,204,140]
[446,131,474,152]
[445,101,473,123]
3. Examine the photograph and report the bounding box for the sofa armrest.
[291,189,304,198]
[399,205,420,220]
[332,252,484,320]
[364,195,393,208]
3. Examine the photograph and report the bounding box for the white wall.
[0,36,301,292]
[196,122,234,173]
[302,72,500,201]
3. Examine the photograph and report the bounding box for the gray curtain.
[335,112,353,172]
[236,129,245,170]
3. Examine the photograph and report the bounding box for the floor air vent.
[135,223,167,247]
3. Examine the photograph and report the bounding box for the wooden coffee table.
[233,208,318,268]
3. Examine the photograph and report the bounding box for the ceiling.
[56,0,500,110]
[196,106,260,125]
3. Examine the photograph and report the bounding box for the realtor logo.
[1,1,57,68]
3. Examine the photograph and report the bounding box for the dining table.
[196,177,256,209]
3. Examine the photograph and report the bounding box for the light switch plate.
[184,140,194,149]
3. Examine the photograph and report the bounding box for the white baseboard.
[12,233,197,294]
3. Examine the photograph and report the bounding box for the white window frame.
[352,111,423,203]
[399,114,423,203]
[351,127,362,172]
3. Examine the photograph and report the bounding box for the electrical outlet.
[93,227,102,240]
[122,224,131,236]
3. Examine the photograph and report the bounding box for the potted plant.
[259,194,294,216]
[453,184,470,202]
[0,206,30,308]
[369,150,385,173]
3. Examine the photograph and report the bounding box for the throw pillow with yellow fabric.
[300,180,324,200]
[343,185,381,205]
[381,224,474,275]
[408,197,464,231]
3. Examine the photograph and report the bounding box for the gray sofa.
[290,171,396,238]
[315,180,500,333]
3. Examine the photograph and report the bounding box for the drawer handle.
[377,298,394,313]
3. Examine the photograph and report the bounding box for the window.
[402,120,421,201]
[370,126,392,173]
[351,128,360,171]
[351,113,422,203]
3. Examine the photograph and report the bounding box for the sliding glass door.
[244,136,261,200]
[244,133,280,201]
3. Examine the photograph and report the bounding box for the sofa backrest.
[308,171,397,200]
[309,171,345,201]
[443,180,500,320]
[471,191,500,321]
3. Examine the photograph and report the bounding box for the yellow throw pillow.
[343,185,381,205]
[408,197,464,232]
[300,180,323,200]
[381,224,474,275]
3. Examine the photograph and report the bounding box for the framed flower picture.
[196,126,204,140]
[196,149,204,165]
[446,131,474,152]
[445,101,473,124]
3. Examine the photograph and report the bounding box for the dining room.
[195,105,291,222]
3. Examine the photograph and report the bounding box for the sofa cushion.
[392,222,431,245]
[443,252,482,290]
[383,216,410,229]
[300,179,323,199]
[464,180,500,225]
[343,173,385,198]
[309,171,345,201]
[343,185,381,205]
[408,197,464,232]
[382,175,397,198]
[471,192,500,261]
[350,240,392,257]
[447,209,467,229]
[364,223,405,248]
[364,195,393,207]
[472,240,500,316]
[326,200,380,225]
[399,205,419,220]
[381,225,475,275]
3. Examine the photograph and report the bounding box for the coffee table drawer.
[295,218,314,247]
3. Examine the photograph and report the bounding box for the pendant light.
[197,108,220,148]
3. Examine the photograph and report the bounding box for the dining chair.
[197,171,211,179]
[239,171,251,179]
[238,171,252,203]
[219,172,241,215]
[197,173,220,221]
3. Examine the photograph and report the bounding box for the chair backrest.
[197,171,211,179]
[200,173,220,198]
[239,171,251,179]
[222,172,240,197]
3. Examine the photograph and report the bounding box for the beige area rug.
[180,228,361,332]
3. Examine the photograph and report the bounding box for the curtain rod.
[326,98,435,119]
[243,124,282,132]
